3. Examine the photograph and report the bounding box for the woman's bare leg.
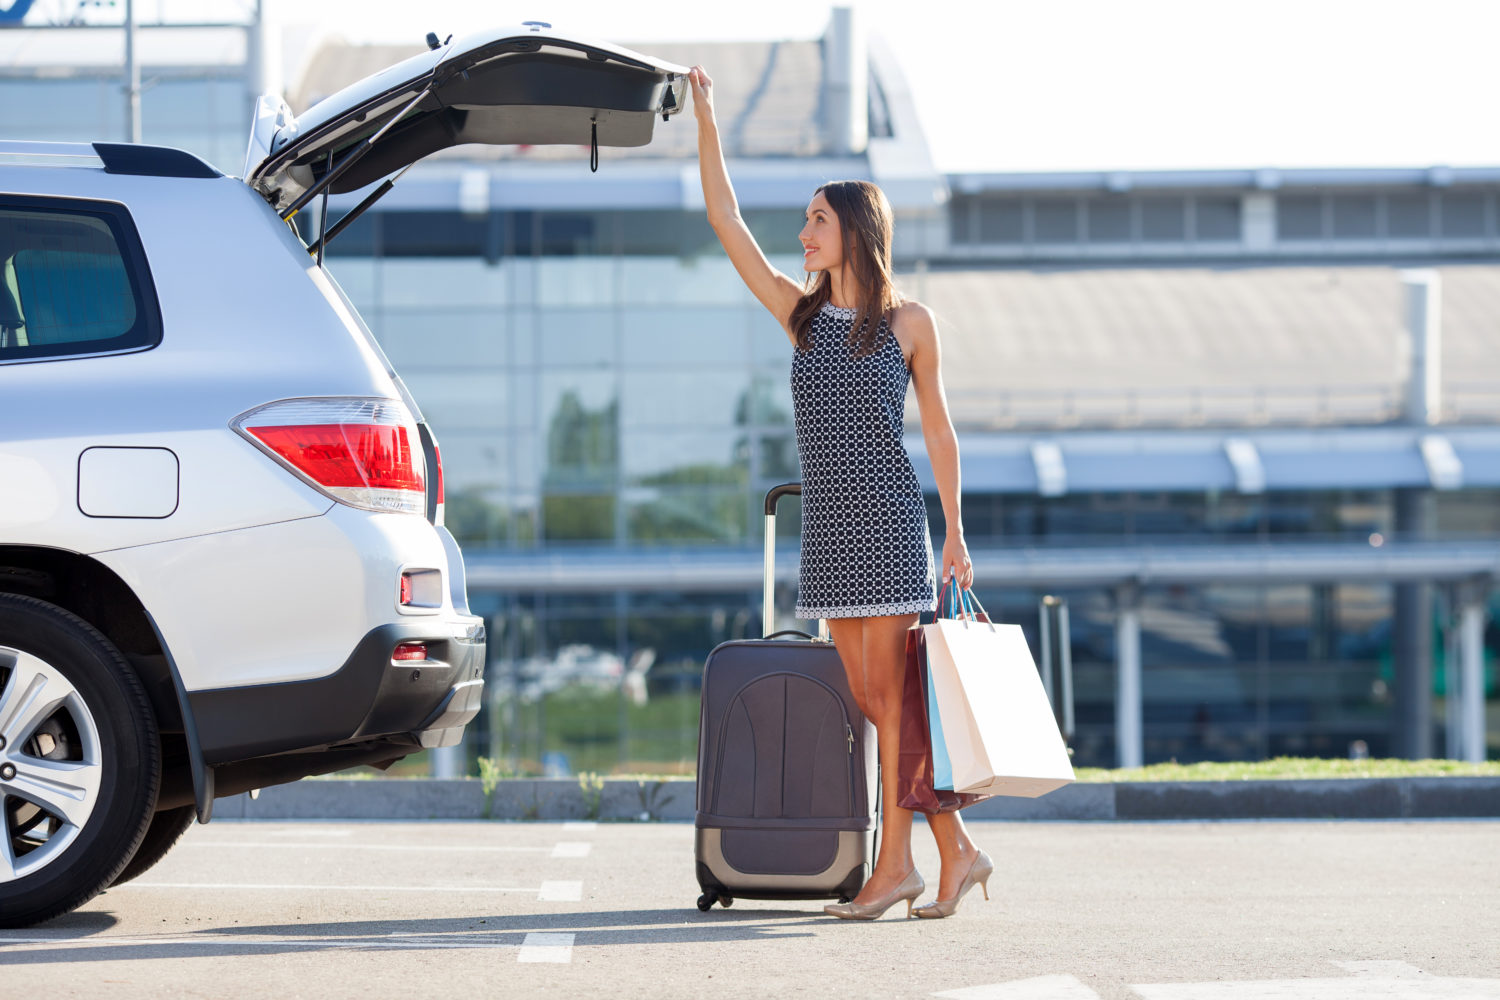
[924,809,980,902]
[826,617,870,719]
[829,613,921,903]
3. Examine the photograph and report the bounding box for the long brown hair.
[788,180,903,357]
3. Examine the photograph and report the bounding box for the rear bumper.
[190,615,486,765]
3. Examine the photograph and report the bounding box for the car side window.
[0,197,161,363]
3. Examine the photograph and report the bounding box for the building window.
[1140,197,1187,241]
[1439,192,1487,238]
[1385,194,1432,238]
[1033,198,1079,243]
[948,197,975,244]
[977,198,1025,243]
[1330,195,1378,239]
[1087,198,1132,242]
[1276,195,1324,241]
[1193,197,1241,241]
[381,211,487,256]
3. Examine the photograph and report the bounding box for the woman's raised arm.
[689,66,803,335]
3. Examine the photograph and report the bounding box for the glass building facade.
[0,71,248,173]
[319,207,1500,775]
[324,208,809,553]
[323,209,816,777]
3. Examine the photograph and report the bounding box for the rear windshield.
[0,197,161,363]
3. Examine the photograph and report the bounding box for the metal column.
[123,0,141,142]
[1393,489,1435,759]
[1458,582,1489,763]
[1393,271,1443,759]
[1115,583,1143,768]
[1038,595,1076,742]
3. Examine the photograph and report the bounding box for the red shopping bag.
[896,626,992,814]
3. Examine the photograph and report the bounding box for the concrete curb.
[211,776,1500,822]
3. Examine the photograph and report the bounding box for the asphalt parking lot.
[2,819,1498,999]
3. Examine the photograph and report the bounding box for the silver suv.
[0,24,686,926]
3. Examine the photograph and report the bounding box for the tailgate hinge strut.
[281,82,435,222]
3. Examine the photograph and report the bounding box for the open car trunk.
[244,24,689,213]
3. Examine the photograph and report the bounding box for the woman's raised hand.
[688,65,715,123]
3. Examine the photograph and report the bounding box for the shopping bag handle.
[956,586,996,631]
[936,575,959,620]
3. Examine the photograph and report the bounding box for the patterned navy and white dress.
[791,302,937,619]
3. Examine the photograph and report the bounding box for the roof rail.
[92,143,220,179]
[0,140,222,178]
[0,140,102,166]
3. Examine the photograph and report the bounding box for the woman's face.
[799,191,843,273]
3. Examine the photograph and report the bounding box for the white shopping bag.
[924,613,1075,798]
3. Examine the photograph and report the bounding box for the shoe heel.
[904,898,915,918]
[979,877,990,901]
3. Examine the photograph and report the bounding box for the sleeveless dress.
[790,302,937,619]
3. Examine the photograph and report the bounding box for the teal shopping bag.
[929,582,974,791]
[929,657,956,791]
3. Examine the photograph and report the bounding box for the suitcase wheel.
[719,895,733,908]
[696,892,717,912]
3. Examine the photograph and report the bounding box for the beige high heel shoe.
[913,849,993,919]
[823,868,926,920]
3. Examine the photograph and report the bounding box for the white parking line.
[267,829,352,838]
[537,880,583,902]
[562,821,598,831]
[932,964,1500,1000]
[517,932,574,964]
[178,842,550,853]
[550,842,592,858]
[0,933,510,953]
[125,882,538,893]
[934,975,1099,1000]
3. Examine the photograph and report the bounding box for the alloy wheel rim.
[0,646,103,882]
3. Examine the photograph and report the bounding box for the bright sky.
[55,0,1500,173]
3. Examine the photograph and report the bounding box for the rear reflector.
[392,643,427,662]
[233,398,425,514]
[433,441,446,527]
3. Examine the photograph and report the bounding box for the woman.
[688,66,993,920]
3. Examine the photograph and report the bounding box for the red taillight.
[392,642,427,662]
[248,424,423,491]
[399,574,413,605]
[233,399,426,514]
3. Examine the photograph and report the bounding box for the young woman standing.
[688,66,993,920]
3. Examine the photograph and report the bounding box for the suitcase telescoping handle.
[763,484,829,641]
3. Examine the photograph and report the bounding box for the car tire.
[0,594,161,928]
[111,804,195,887]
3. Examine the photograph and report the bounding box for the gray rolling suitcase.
[694,483,877,911]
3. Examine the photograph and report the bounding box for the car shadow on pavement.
[221,907,835,948]
[0,908,847,965]
[14,911,119,935]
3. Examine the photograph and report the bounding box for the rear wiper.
[306,161,414,260]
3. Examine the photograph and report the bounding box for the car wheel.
[0,594,160,928]
[111,804,195,887]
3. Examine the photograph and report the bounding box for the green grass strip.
[1073,757,1500,783]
